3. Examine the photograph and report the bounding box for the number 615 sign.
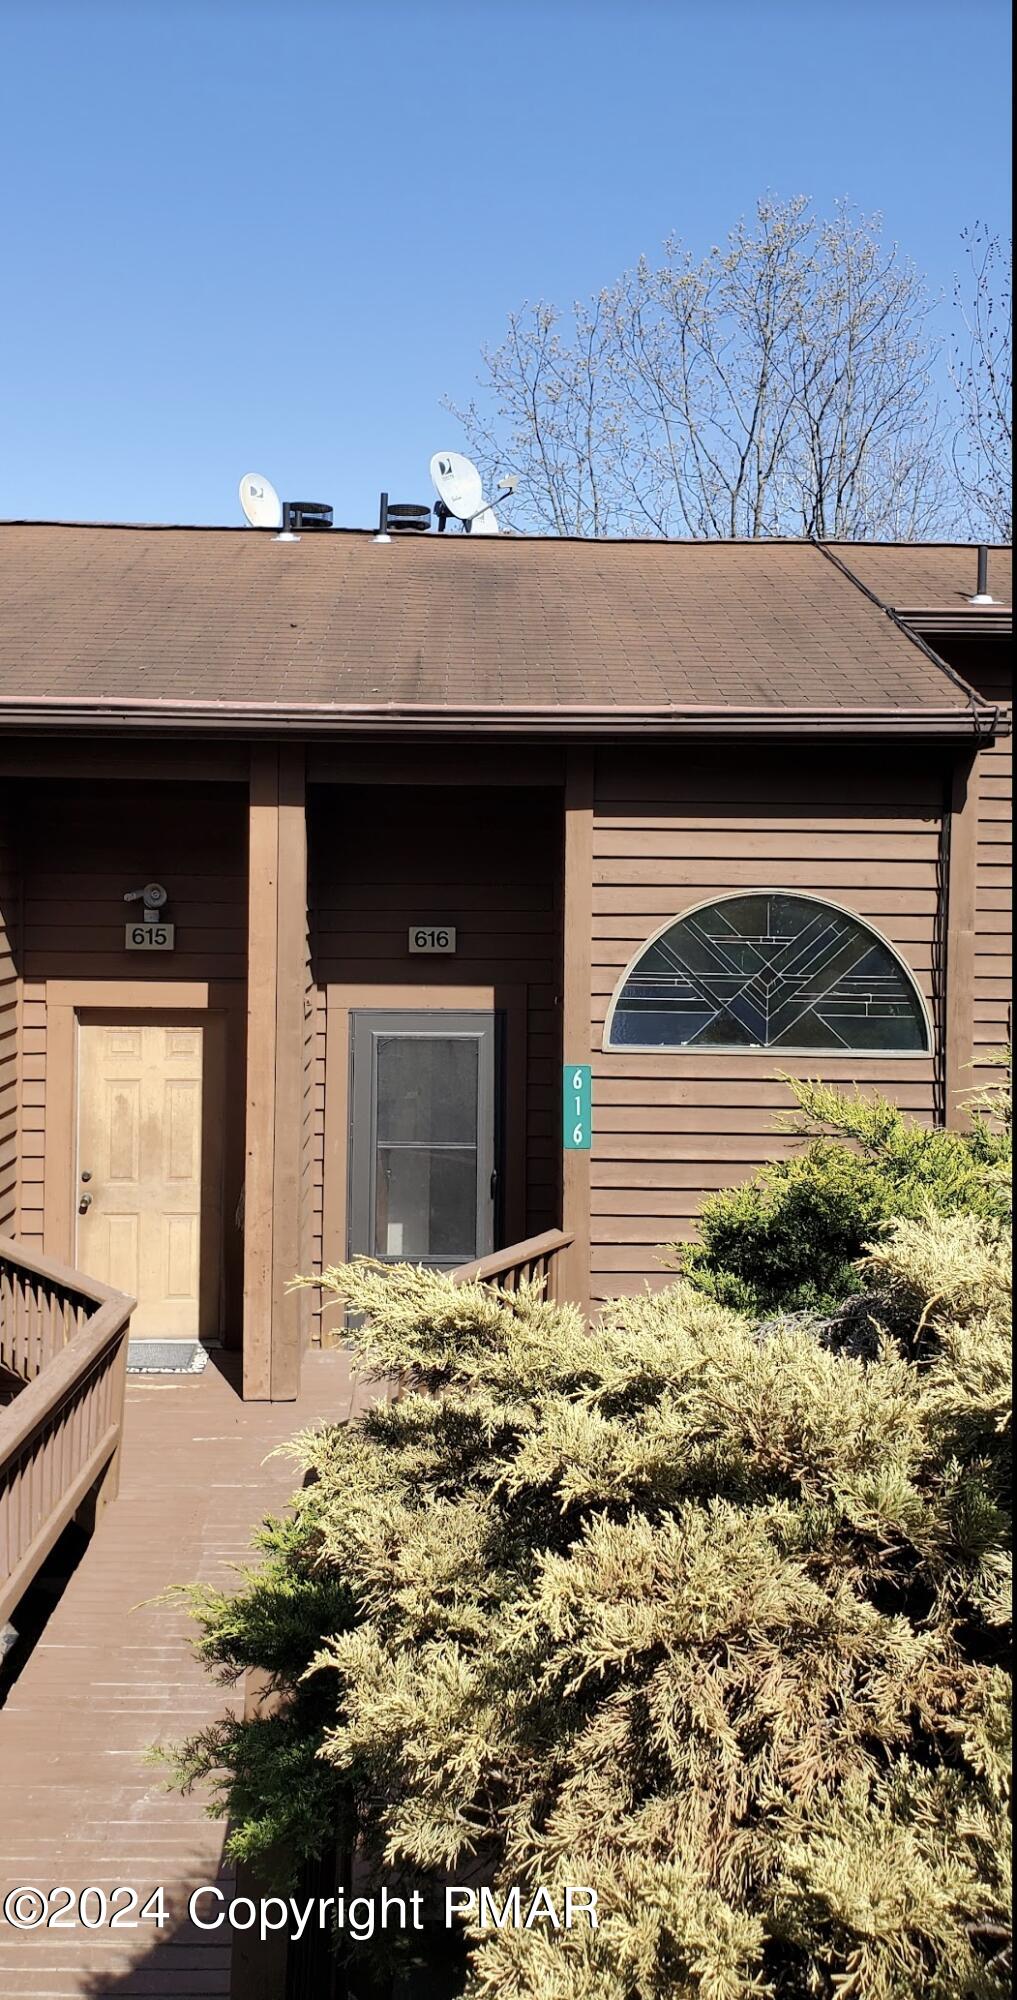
[562,1064,592,1150]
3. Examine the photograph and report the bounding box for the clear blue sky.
[1,0,1010,529]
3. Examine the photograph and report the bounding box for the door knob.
[78,1192,93,1214]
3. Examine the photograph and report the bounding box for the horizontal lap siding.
[972,673,1012,1085]
[590,749,943,1299]
[935,638,1012,1100]
[19,779,249,1261]
[311,787,562,1253]
[302,978,326,1344]
[16,978,44,1249]
[21,782,249,984]
[0,813,19,1231]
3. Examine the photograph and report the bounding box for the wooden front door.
[76,1017,224,1340]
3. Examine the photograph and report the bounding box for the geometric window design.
[606,892,930,1053]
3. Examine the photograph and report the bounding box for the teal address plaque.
[562,1064,592,1150]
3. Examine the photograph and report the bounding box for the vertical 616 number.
[562,1064,591,1151]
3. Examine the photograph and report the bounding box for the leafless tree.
[950,225,1012,540]
[448,197,953,540]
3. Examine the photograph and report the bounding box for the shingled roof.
[0,522,1002,737]
[832,542,1011,611]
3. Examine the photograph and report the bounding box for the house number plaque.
[125,922,175,950]
[408,926,456,953]
[562,1064,592,1150]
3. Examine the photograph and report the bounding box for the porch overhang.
[894,607,1013,639]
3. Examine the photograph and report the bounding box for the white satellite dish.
[430,451,484,523]
[238,473,283,530]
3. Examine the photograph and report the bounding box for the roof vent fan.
[281,501,333,533]
[373,493,431,543]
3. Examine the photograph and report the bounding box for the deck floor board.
[0,1350,360,1998]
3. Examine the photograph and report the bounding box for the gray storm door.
[349,1011,498,1269]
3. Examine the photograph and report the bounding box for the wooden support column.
[944,750,979,1130]
[243,746,308,1399]
[559,750,594,1318]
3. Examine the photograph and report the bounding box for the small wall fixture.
[124,882,174,952]
[124,881,168,920]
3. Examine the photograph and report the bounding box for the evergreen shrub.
[172,1085,1012,1996]
[674,1069,1012,1314]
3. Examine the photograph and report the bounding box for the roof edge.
[2,518,1011,555]
[0,695,999,741]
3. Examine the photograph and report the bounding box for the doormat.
[126,1340,210,1374]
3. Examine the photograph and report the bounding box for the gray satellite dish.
[238,473,283,530]
[430,451,484,523]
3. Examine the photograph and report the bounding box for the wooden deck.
[0,1349,365,1999]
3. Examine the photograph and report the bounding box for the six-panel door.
[76,1019,224,1339]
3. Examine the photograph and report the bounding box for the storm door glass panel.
[375,1035,479,1259]
[350,1012,496,1269]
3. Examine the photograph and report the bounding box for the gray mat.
[126,1340,210,1374]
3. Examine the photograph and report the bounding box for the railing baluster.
[15,1272,25,1381]
[451,1229,575,1299]
[0,1233,134,1629]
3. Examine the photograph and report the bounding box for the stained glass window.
[607,894,930,1053]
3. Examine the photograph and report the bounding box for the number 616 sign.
[562,1064,592,1150]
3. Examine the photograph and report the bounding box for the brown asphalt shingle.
[0,522,992,716]
[832,542,1012,611]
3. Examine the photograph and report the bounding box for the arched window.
[605,893,930,1054]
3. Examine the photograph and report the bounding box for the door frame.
[323,982,528,1276]
[348,1008,499,1270]
[40,979,246,1345]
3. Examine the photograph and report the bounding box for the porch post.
[243,745,308,1399]
[559,749,594,1317]
[944,750,979,1130]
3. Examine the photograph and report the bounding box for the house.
[0,524,1011,1402]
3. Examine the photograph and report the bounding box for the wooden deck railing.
[452,1227,574,1298]
[0,1236,134,1629]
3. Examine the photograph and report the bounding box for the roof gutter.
[0,694,1000,740]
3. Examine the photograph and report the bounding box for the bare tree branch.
[950,224,1013,540]
[447,197,963,541]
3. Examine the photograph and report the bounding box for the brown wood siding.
[311,786,563,1261]
[971,669,1011,1087]
[17,778,249,1265]
[930,638,1012,1097]
[21,780,249,983]
[589,748,944,1299]
[973,725,1013,1076]
[0,809,19,1232]
[301,948,326,1344]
